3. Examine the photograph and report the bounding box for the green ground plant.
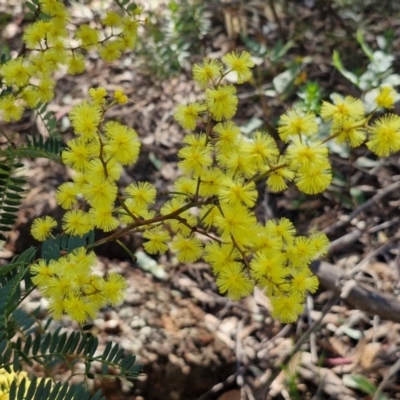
[0,0,399,399]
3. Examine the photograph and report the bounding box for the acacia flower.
[174,102,206,130]
[69,101,102,139]
[245,131,279,169]
[205,85,238,121]
[143,227,171,254]
[192,58,223,87]
[366,114,400,157]
[0,57,33,87]
[290,268,319,296]
[56,182,79,209]
[218,178,258,208]
[102,273,128,305]
[203,242,239,275]
[31,216,57,241]
[216,262,254,300]
[375,86,397,109]
[89,205,119,232]
[67,53,86,75]
[213,121,241,152]
[82,176,118,208]
[320,95,364,122]
[278,109,318,142]
[222,51,254,83]
[89,87,107,105]
[62,210,93,236]
[271,293,304,323]
[171,234,203,263]
[178,143,213,176]
[295,167,332,195]
[75,25,99,48]
[0,95,24,122]
[104,121,140,165]
[125,181,157,208]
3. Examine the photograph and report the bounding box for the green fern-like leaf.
[9,377,106,400]
[0,135,64,162]
[0,160,26,241]
[41,231,96,262]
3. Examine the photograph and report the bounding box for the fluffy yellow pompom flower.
[245,131,279,169]
[192,58,223,87]
[89,205,119,232]
[101,273,128,305]
[0,57,33,87]
[218,178,258,208]
[271,293,304,323]
[215,203,256,238]
[375,86,397,109]
[126,181,157,208]
[331,117,366,147]
[31,259,55,287]
[216,262,254,300]
[198,168,224,197]
[69,101,103,139]
[308,231,330,257]
[89,87,107,105]
[63,296,97,323]
[23,20,49,48]
[82,176,118,208]
[222,51,254,83]
[295,167,332,195]
[213,121,241,152]
[320,95,364,122]
[62,210,93,236]
[278,109,318,142]
[203,242,240,275]
[56,182,79,209]
[36,77,56,102]
[171,234,203,263]
[366,114,400,157]
[102,10,122,27]
[99,42,122,62]
[0,95,24,122]
[178,142,213,177]
[143,227,171,255]
[290,268,319,296]
[174,102,206,130]
[62,138,98,172]
[67,53,86,75]
[75,24,99,48]
[266,218,296,244]
[104,121,140,165]
[31,216,57,241]
[205,85,238,121]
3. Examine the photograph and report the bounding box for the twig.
[323,180,400,235]
[196,367,245,400]
[310,260,400,323]
[254,294,339,400]
[347,233,400,275]
[372,357,400,400]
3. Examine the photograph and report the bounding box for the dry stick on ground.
[254,294,339,400]
[372,357,400,400]
[310,260,400,323]
[323,180,400,235]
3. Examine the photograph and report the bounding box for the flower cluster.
[30,247,127,323]
[30,88,144,321]
[0,0,141,122]
[29,47,399,324]
[169,52,334,322]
